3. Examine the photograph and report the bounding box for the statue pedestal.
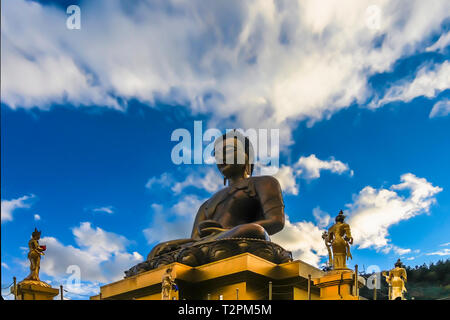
[91,253,325,300]
[13,281,59,300]
[313,269,365,300]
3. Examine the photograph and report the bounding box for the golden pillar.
[12,281,59,300]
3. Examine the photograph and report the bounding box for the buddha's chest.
[205,185,262,226]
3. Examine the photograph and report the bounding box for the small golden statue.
[161,267,177,300]
[322,210,353,270]
[21,228,50,287]
[383,259,407,300]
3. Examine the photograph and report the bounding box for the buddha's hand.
[198,220,227,237]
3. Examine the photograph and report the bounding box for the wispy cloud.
[426,249,450,256]
[91,206,115,214]
[370,61,450,109]
[429,99,450,118]
[295,154,353,179]
[1,194,36,223]
[146,168,223,195]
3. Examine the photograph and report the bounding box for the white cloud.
[146,168,223,195]
[2,0,449,142]
[426,32,450,52]
[440,242,450,247]
[258,154,351,195]
[429,99,450,118]
[272,173,441,266]
[34,214,41,221]
[426,249,450,256]
[1,194,36,223]
[39,222,143,283]
[172,168,223,194]
[145,172,174,190]
[143,195,206,244]
[295,154,352,179]
[371,61,450,108]
[347,173,442,249]
[271,216,328,267]
[59,280,101,300]
[273,165,299,195]
[1,262,9,269]
[259,164,299,195]
[312,207,331,229]
[381,244,411,255]
[92,206,115,214]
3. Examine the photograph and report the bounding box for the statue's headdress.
[395,259,403,268]
[213,130,255,176]
[32,228,41,238]
[335,210,346,222]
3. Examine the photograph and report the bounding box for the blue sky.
[1,0,450,299]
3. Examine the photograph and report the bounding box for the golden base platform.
[313,269,365,300]
[12,280,60,300]
[91,253,326,300]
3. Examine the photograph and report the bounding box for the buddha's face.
[215,137,248,179]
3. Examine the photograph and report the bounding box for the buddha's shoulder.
[248,175,281,188]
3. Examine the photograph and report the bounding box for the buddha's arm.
[29,240,40,254]
[344,224,353,244]
[191,201,208,240]
[253,176,285,235]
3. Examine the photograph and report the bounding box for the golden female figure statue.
[322,210,353,270]
[383,259,407,300]
[161,267,176,300]
[22,228,49,287]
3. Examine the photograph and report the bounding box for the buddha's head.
[214,130,254,183]
[335,210,346,223]
[32,228,41,240]
[395,259,403,268]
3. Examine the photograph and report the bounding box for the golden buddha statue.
[322,210,353,270]
[383,259,407,300]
